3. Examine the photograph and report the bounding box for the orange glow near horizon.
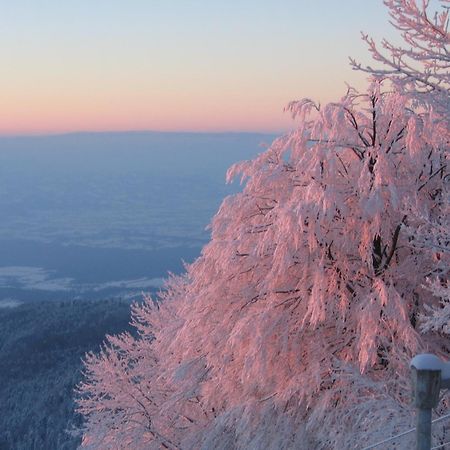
[0,1,388,136]
[0,69,366,136]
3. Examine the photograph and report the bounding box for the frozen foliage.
[351,0,450,118]
[422,279,450,333]
[404,171,449,335]
[77,1,449,449]
[413,208,450,334]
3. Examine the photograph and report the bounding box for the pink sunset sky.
[1,1,395,135]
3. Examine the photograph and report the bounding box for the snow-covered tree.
[77,84,448,448]
[406,192,450,335]
[77,1,449,448]
[351,0,450,118]
[353,0,450,337]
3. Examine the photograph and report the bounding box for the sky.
[0,1,396,135]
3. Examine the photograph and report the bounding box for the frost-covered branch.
[351,0,450,117]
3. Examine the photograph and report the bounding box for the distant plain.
[0,132,274,302]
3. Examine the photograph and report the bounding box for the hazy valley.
[0,132,272,449]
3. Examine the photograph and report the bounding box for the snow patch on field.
[0,266,73,291]
[0,298,22,308]
[0,266,165,296]
[94,277,166,291]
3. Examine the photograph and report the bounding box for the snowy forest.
[75,0,450,449]
[0,298,133,449]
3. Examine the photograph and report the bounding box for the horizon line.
[0,128,287,139]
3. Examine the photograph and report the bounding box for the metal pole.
[411,368,441,450]
[416,408,432,450]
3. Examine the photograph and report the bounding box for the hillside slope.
[0,298,133,450]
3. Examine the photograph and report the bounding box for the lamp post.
[410,354,450,450]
